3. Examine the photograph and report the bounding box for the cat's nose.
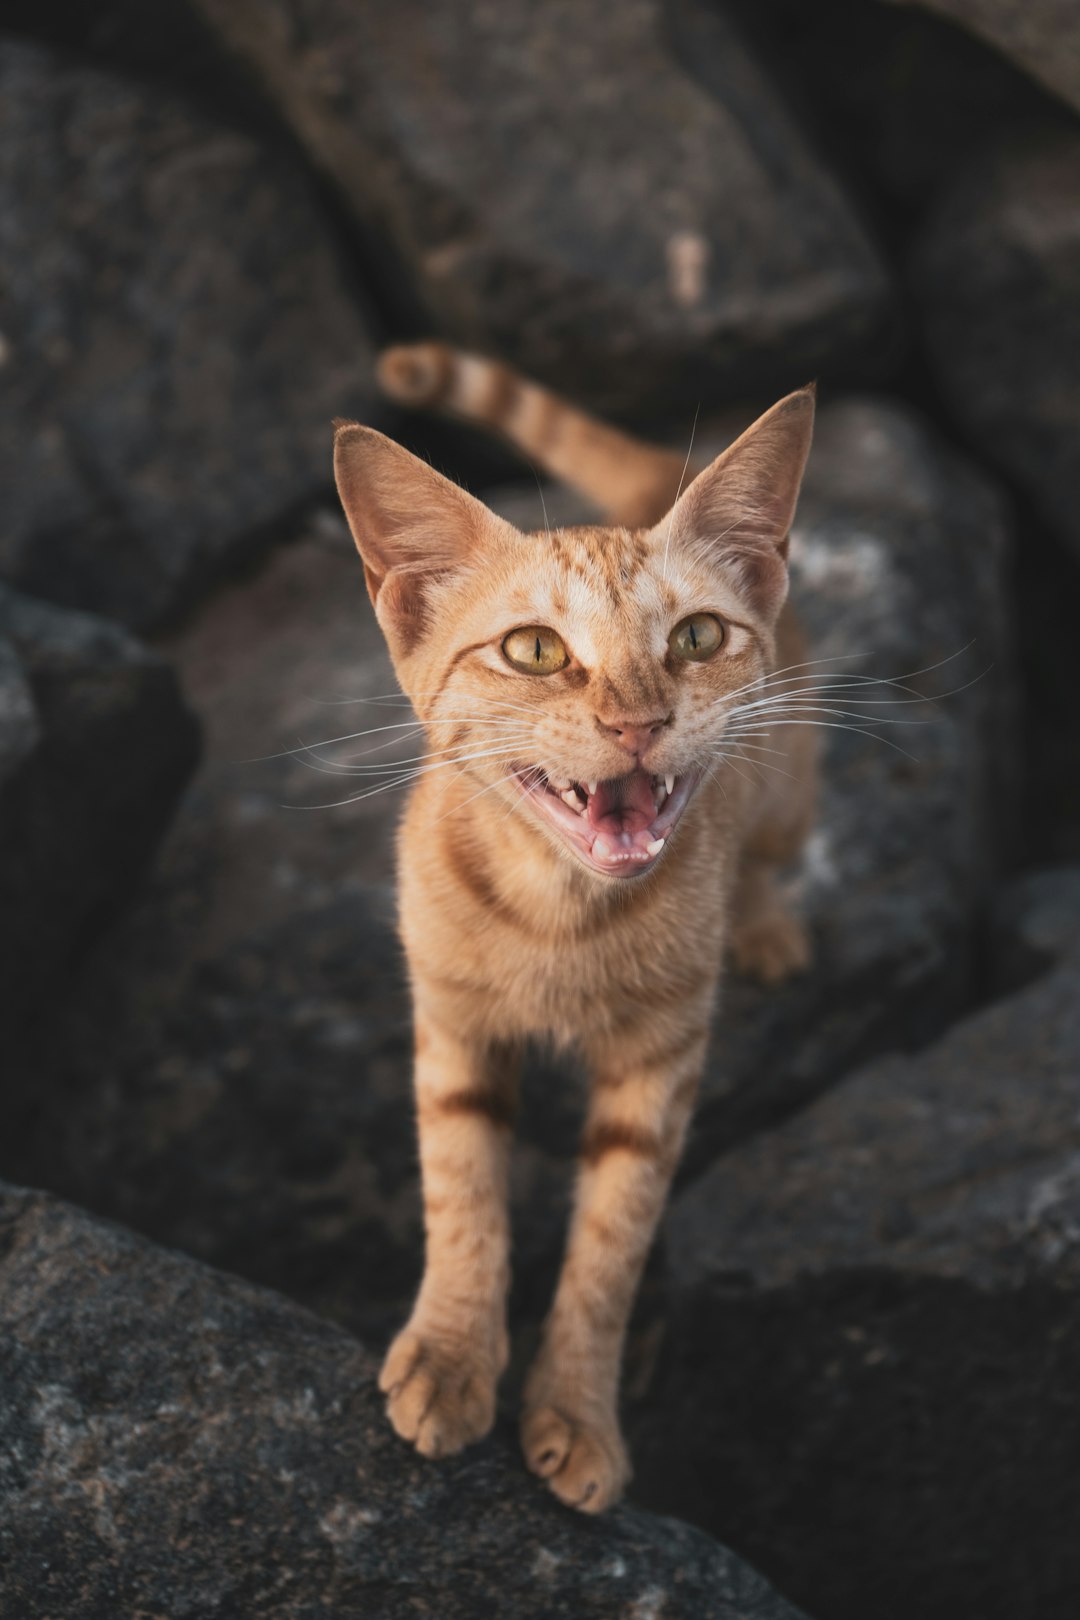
[596,714,672,757]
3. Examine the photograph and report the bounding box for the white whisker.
[281,739,534,809]
[661,403,701,586]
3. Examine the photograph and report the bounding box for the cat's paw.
[378,1323,497,1459]
[521,1402,631,1513]
[730,907,811,984]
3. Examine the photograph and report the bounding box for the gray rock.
[0,586,199,1037]
[883,0,1080,114]
[187,0,894,420]
[911,128,1080,565]
[688,396,1014,1165]
[992,864,1080,990]
[0,1181,810,1620]
[634,870,1080,1620]
[0,39,378,630]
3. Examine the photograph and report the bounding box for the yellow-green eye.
[669,613,724,662]
[502,625,570,675]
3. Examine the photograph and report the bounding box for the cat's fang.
[561,787,586,813]
[646,838,665,856]
[664,775,675,797]
[586,780,598,796]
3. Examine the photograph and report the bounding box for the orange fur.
[335,348,818,1511]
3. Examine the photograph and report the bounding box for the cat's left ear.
[334,421,504,648]
[653,386,815,623]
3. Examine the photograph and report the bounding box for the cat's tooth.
[646,837,665,856]
[664,775,675,797]
[593,835,612,860]
[549,776,570,792]
[586,780,598,796]
[561,788,584,814]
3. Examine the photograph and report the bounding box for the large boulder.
[0,39,378,631]
[186,0,894,421]
[911,127,1080,566]
[633,868,1080,1620]
[0,586,199,1038]
[883,0,1080,114]
[0,1181,811,1620]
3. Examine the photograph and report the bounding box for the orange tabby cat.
[333,345,818,1511]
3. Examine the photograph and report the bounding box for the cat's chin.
[507,764,702,881]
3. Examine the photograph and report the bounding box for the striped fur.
[337,349,820,1512]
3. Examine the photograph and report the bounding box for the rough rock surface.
[723,0,1060,215]
[633,869,1080,1620]
[885,0,1080,114]
[911,128,1080,565]
[188,0,893,420]
[0,1181,810,1620]
[0,39,378,631]
[0,586,199,1039]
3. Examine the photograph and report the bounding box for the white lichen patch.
[531,1546,562,1580]
[800,827,840,895]
[790,527,893,600]
[1023,1152,1080,1265]
[272,1385,320,1426]
[319,1498,381,1544]
[627,1585,668,1619]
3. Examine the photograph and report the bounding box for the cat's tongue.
[587,769,657,835]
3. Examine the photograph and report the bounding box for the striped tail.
[376,342,691,528]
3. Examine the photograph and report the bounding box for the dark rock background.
[1,2,1079,1617]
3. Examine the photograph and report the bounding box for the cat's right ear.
[334,421,495,651]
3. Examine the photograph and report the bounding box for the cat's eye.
[669,613,724,662]
[502,626,570,675]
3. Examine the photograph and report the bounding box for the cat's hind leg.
[728,852,812,984]
[379,1015,517,1458]
[728,614,819,984]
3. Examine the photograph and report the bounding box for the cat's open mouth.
[509,764,701,879]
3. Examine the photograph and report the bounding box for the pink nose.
[596,715,671,756]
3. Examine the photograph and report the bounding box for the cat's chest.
[400,811,734,1045]
[493,915,720,1042]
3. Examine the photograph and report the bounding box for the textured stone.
[188,0,894,420]
[0,39,378,630]
[722,0,1058,212]
[0,1181,810,1620]
[911,128,1080,566]
[0,586,199,1038]
[884,0,1080,114]
[634,870,1080,1620]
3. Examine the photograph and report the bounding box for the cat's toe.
[379,1325,496,1458]
[730,908,811,984]
[522,1404,630,1513]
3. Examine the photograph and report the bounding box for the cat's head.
[334,389,814,882]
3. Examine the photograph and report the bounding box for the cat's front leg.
[380,1012,518,1458]
[522,1014,710,1511]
